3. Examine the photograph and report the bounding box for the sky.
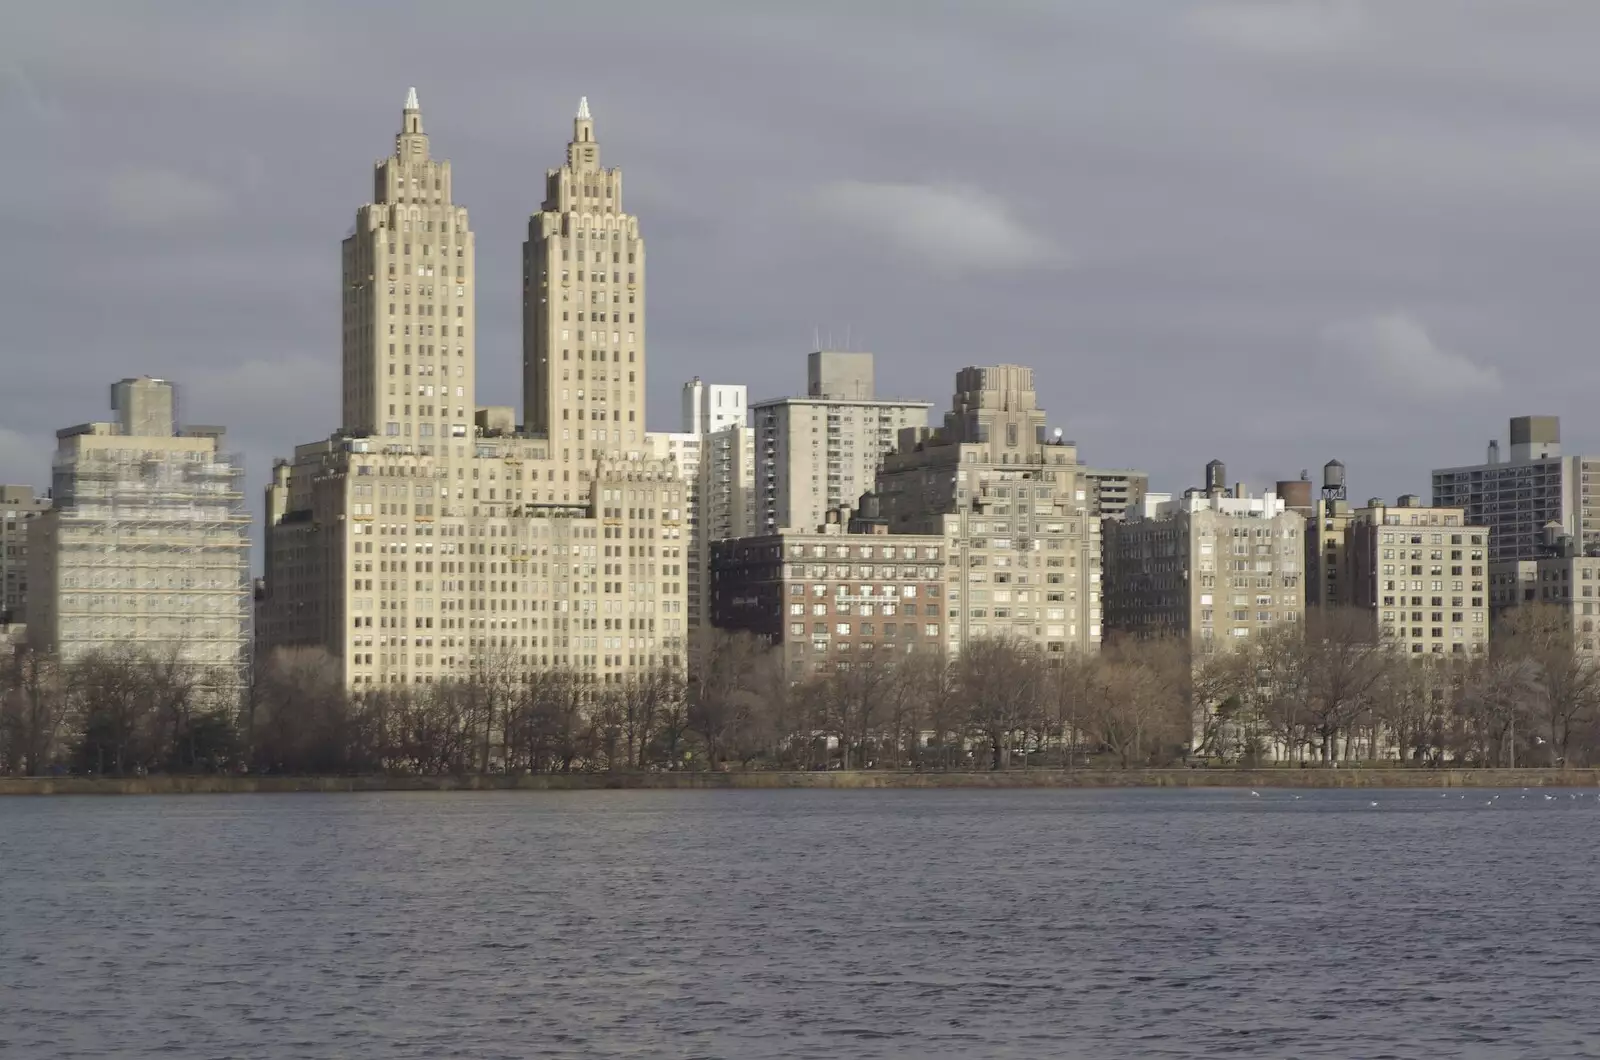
[5,0,1600,524]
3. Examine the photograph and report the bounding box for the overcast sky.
[6,0,1600,522]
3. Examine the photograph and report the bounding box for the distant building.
[876,364,1101,656]
[1488,517,1600,655]
[1345,496,1489,657]
[260,93,687,691]
[1305,460,1351,609]
[1102,470,1305,654]
[710,506,947,678]
[751,351,932,534]
[1433,416,1600,562]
[1081,468,1149,523]
[652,379,752,643]
[0,484,51,624]
[27,377,251,707]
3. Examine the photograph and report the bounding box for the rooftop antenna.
[813,324,820,351]
[845,323,851,349]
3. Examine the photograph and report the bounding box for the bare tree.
[687,630,774,769]
[252,646,351,773]
[955,636,1045,770]
[0,645,70,776]
[814,649,897,769]
[1496,603,1600,767]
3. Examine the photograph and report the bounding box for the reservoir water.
[4,788,1600,1059]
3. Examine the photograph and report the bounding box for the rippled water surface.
[6,788,1600,1059]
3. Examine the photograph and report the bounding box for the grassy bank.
[3,767,1600,795]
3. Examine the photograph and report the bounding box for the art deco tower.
[522,98,646,466]
[341,88,477,447]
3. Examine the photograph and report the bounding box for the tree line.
[5,604,1600,775]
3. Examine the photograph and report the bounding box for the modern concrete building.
[27,378,251,706]
[751,351,931,534]
[1102,476,1305,654]
[260,92,686,690]
[1433,416,1600,562]
[710,507,947,678]
[682,377,747,435]
[0,485,51,624]
[650,379,754,643]
[1345,496,1489,657]
[876,365,1101,656]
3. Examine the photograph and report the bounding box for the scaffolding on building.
[49,443,252,709]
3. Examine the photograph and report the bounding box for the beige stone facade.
[1103,489,1305,654]
[1346,498,1489,657]
[0,484,51,624]
[523,96,647,470]
[28,378,251,707]
[752,352,931,534]
[876,365,1100,657]
[261,93,686,690]
[1489,554,1600,656]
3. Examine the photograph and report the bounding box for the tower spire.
[405,86,419,111]
[576,95,590,120]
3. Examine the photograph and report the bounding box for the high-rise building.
[1102,477,1305,654]
[652,380,754,642]
[260,92,686,691]
[341,86,477,444]
[1433,416,1600,562]
[751,351,931,534]
[1345,496,1489,657]
[27,378,250,706]
[876,365,1100,656]
[0,485,52,625]
[522,95,648,470]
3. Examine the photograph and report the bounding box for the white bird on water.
[1369,801,1379,808]
[1545,794,1556,801]
[1250,791,1261,797]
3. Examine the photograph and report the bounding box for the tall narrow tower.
[522,98,646,466]
[341,87,476,447]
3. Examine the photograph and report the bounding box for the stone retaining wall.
[3,768,1598,795]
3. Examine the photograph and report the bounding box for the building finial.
[405,86,419,111]
[577,95,591,120]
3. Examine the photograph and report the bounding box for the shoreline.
[3,767,1598,795]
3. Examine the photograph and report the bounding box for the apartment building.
[27,377,251,706]
[1102,474,1305,654]
[876,365,1101,656]
[650,379,753,642]
[1345,496,1489,657]
[710,506,947,678]
[259,93,687,690]
[0,485,51,624]
[751,351,931,534]
[1433,416,1600,562]
[1081,468,1149,523]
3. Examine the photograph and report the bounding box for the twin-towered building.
[257,92,686,690]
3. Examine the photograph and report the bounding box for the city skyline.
[7,5,1600,519]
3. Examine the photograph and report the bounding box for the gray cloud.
[2,0,1599,546]
[811,181,1067,272]
[1324,312,1501,399]
[101,166,231,228]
